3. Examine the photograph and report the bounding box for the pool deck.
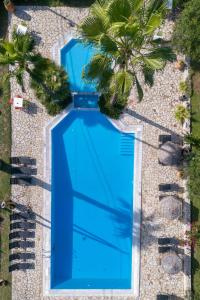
[9,6,190,300]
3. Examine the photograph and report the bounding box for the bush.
[99,93,127,119]
[172,0,200,64]
[31,58,71,116]
[174,104,190,124]
[179,80,191,95]
[187,152,200,201]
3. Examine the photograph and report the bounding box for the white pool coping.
[43,106,143,298]
[43,35,143,298]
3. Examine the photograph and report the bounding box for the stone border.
[42,106,143,298]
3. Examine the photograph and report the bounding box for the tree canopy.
[172,0,200,63]
[80,0,175,105]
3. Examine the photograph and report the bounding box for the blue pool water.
[51,39,134,290]
[74,94,99,108]
[51,110,135,289]
[61,39,98,93]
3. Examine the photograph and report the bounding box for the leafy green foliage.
[80,0,175,108]
[30,58,71,116]
[98,93,127,119]
[186,152,200,201]
[184,134,200,149]
[0,30,71,115]
[174,104,190,124]
[179,80,191,95]
[172,0,200,63]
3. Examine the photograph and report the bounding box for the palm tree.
[80,0,175,102]
[0,30,42,91]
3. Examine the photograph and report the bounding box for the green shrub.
[172,0,200,64]
[174,104,190,124]
[179,80,191,95]
[31,58,71,115]
[187,152,200,201]
[99,93,127,119]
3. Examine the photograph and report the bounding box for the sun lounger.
[158,246,174,254]
[158,238,178,245]
[10,212,35,221]
[11,167,37,175]
[10,222,36,230]
[10,177,32,186]
[10,157,36,166]
[159,183,184,193]
[159,184,172,192]
[9,262,35,272]
[159,135,172,144]
[9,231,35,240]
[9,240,35,249]
[157,296,170,300]
[9,252,35,261]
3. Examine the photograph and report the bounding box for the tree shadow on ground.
[125,108,181,139]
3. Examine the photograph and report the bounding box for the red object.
[9,98,13,104]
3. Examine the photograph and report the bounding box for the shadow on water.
[51,124,73,287]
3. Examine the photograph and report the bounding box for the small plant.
[179,81,187,92]
[184,134,200,149]
[175,104,190,124]
[175,60,185,71]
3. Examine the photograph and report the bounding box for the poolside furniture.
[158,141,182,166]
[157,296,183,300]
[14,96,23,109]
[10,222,36,230]
[159,183,183,192]
[161,253,182,275]
[158,237,178,245]
[11,166,37,175]
[10,177,32,186]
[16,24,28,35]
[160,196,182,220]
[9,240,35,250]
[158,246,174,254]
[159,184,172,192]
[9,262,35,272]
[9,230,35,240]
[157,295,170,300]
[9,252,35,261]
[167,0,173,9]
[159,135,172,144]
[10,156,36,166]
[10,212,35,221]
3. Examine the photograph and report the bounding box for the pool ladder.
[120,134,134,156]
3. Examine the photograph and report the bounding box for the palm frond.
[129,0,144,12]
[81,16,108,41]
[99,34,118,53]
[147,47,176,62]
[145,13,162,35]
[135,75,143,101]
[110,70,133,95]
[106,0,132,22]
[83,53,112,80]
[143,56,165,69]
[142,66,154,87]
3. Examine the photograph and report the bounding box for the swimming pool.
[51,110,134,289]
[49,38,136,292]
[61,38,97,93]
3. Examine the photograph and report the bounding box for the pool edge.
[43,107,143,298]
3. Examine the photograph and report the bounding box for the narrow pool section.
[61,39,97,93]
[51,110,134,289]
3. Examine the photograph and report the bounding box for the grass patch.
[191,71,200,299]
[0,3,11,300]
[14,0,94,7]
